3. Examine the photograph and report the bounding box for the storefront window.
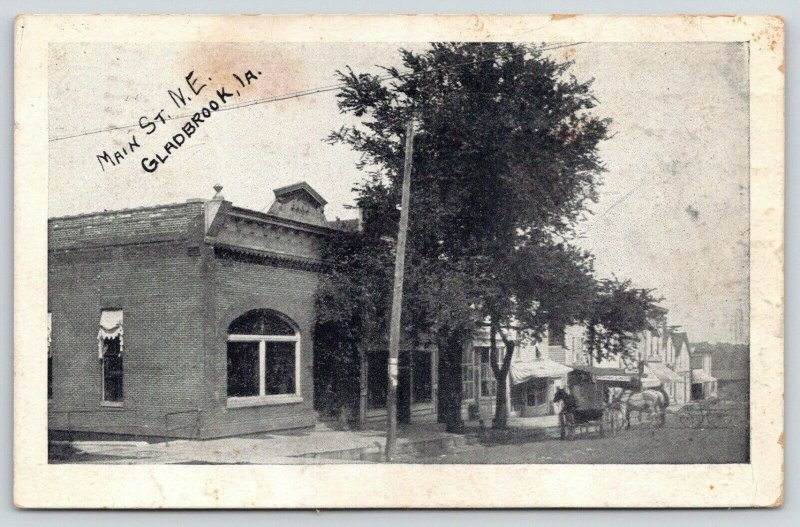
[526,378,548,406]
[462,348,475,401]
[227,341,260,397]
[226,309,300,404]
[479,347,498,397]
[265,342,296,395]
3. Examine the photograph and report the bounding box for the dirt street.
[400,416,749,464]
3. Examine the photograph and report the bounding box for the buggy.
[554,383,621,440]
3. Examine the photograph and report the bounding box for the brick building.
[48,182,371,439]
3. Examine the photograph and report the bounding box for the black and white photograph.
[14,14,784,508]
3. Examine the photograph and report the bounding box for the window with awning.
[98,309,124,404]
[97,309,124,358]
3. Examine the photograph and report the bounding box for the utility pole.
[386,118,415,461]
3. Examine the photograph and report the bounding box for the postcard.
[13,14,784,508]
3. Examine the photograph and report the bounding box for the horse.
[610,385,670,428]
[553,387,577,439]
[604,397,627,434]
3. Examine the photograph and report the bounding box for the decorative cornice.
[212,242,330,272]
[227,207,337,237]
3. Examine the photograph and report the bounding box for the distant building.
[689,344,718,400]
[702,342,749,401]
[663,330,692,405]
[556,309,692,404]
[508,328,572,417]
[459,325,571,421]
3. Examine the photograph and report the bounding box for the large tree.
[583,278,665,364]
[318,42,657,430]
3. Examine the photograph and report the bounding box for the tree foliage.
[315,42,659,429]
[584,278,665,363]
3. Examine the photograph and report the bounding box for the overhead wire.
[48,41,585,143]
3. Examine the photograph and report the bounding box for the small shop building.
[690,347,718,400]
[460,326,571,421]
[47,182,441,439]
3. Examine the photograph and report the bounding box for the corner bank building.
[47,182,398,439]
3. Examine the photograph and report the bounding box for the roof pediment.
[272,181,328,207]
[268,182,328,226]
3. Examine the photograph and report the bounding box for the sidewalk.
[51,418,469,464]
[510,414,560,428]
[51,413,569,464]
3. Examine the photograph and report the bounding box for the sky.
[47,41,750,344]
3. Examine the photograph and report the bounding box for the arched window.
[226,309,301,406]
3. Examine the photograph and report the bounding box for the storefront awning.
[692,369,717,383]
[595,374,634,383]
[510,359,572,385]
[98,310,124,358]
[645,363,683,383]
[570,364,629,377]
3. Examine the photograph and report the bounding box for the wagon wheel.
[679,410,702,429]
[657,408,667,428]
[616,409,627,433]
[566,414,576,440]
[603,412,613,436]
[605,410,618,436]
[705,410,725,428]
[615,411,625,434]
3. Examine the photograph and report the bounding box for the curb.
[295,426,557,461]
[295,434,469,461]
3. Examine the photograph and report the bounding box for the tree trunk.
[437,330,465,433]
[490,320,515,429]
[494,374,509,428]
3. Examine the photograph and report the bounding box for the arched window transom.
[226,309,301,406]
[228,309,296,336]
